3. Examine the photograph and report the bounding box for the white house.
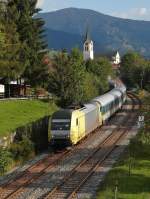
[83,30,94,61]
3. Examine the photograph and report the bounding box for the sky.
[37,0,150,21]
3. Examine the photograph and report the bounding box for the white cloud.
[37,0,45,8]
[112,7,150,21]
[132,8,147,16]
[39,0,73,12]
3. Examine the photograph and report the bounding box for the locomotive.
[50,84,126,145]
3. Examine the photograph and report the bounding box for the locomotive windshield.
[51,119,71,130]
[51,110,72,131]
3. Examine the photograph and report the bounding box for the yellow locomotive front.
[50,104,101,146]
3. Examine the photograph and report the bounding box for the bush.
[9,136,34,161]
[0,148,13,175]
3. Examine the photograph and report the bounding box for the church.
[83,29,121,68]
[83,30,94,61]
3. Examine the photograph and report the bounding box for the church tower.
[83,29,94,61]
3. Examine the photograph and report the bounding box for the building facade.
[83,30,94,61]
[112,51,121,65]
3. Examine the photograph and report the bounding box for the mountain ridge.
[37,7,150,57]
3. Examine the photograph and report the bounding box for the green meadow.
[97,140,150,199]
[97,94,150,199]
[0,100,57,137]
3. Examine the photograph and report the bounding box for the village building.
[83,30,94,61]
[83,29,121,69]
[103,50,121,69]
[112,51,121,65]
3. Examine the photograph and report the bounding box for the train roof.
[117,85,126,93]
[52,109,73,119]
[109,88,122,97]
[52,104,97,119]
[92,93,115,106]
[92,87,125,107]
[81,103,97,113]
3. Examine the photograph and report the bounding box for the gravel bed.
[0,98,132,199]
[15,128,113,199]
[15,106,129,199]
[0,152,49,186]
[75,125,139,199]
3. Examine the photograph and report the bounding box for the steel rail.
[0,150,69,199]
[67,94,141,199]
[66,111,138,199]
[1,120,105,199]
[44,94,139,199]
[1,93,140,199]
[2,95,126,199]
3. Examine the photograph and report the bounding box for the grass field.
[97,93,150,199]
[0,100,57,137]
[97,139,150,199]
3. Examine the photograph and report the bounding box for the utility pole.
[114,180,118,199]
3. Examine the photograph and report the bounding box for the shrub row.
[0,136,34,175]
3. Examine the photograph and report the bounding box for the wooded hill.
[37,8,150,57]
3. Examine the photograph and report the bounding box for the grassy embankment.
[97,92,150,199]
[0,100,57,137]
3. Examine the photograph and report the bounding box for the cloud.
[37,0,45,8]
[112,7,150,21]
[131,8,147,16]
[38,0,73,12]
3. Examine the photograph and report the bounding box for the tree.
[144,61,150,91]
[86,57,114,94]
[82,72,99,102]
[121,52,149,90]
[7,0,48,86]
[0,148,13,175]
[48,48,98,106]
[48,49,88,107]
[0,4,25,82]
[0,23,5,52]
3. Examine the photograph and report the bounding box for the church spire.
[83,27,94,61]
[84,27,91,42]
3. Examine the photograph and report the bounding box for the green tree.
[9,136,34,161]
[0,148,13,175]
[121,52,148,90]
[0,23,5,51]
[144,61,150,91]
[86,57,114,94]
[0,5,25,82]
[82,72,99,102]
[48,49,88,107]
[7,0,48,87]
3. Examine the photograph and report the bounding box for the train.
[50,83,127,145]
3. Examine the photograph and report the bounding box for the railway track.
[74,93,141,199]
[43,94,139,199]
[0,150,70,199]
[0,117,109,198]
[0,93,140,199]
